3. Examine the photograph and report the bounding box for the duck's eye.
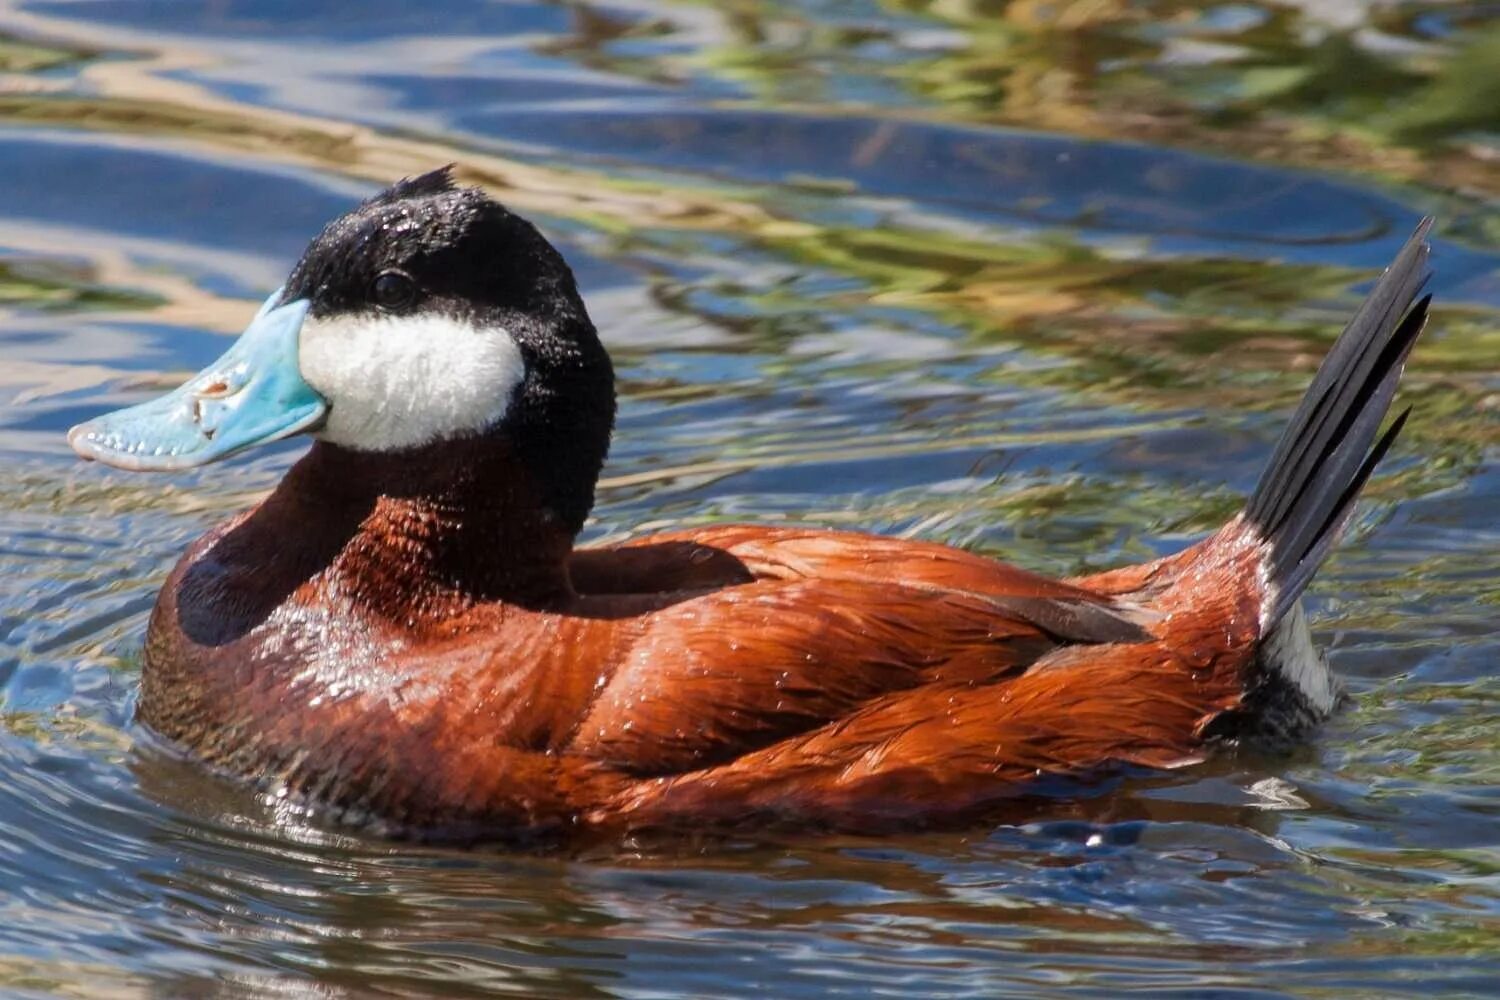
[372,271,417,312]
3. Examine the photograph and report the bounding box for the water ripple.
[0,0,1494,996]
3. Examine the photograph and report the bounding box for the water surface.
[0,0,1497,996]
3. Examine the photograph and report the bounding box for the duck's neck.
[264,435,578,617]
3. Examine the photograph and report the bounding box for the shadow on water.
[0,0,1495,996]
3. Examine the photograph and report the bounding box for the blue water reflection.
[0,0,1496,996]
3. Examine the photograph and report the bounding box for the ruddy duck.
[69,168,1432,843]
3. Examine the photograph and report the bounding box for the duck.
[68,167,1433,844]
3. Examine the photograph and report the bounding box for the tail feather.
[1275,406,1408,614]
[1244,221,1432,627]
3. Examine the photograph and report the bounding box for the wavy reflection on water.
[0,0,1495,996]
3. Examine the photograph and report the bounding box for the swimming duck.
[69,168,1432,843]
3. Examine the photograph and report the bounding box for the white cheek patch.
[298,312,525,451]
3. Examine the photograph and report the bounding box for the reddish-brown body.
[142,436,1268,843]
[115,180,1427,846]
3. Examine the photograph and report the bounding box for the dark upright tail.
[1244,220,1432,628]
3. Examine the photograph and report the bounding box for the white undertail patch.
[298,312,524,451]
[1259,600,1339,717]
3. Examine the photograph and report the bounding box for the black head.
[283,167,616,535]
[284,166,587,325]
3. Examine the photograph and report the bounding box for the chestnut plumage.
[102,171,1433,843]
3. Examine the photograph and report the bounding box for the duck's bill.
[68,291,326,471]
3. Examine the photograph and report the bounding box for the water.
[0,0,1496,995]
